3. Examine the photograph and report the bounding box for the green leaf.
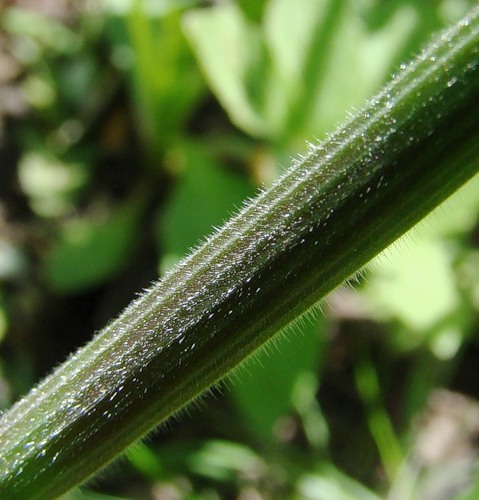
[297,464,381,500]
[415,174,479,238]
[366,239,459,332]
[107,1,204,153]
[125,441,164,479]
[363,175,479,356]
[159,140,255,270]
[1,7,80,55]
[237,0,268,24]
[183,3,273,137]
[44,195,145,293]
[230,316,326,440]
[18,151,88,218]
[185,0,474,146]
[187,440,263,482]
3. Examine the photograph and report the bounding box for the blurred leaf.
[183,3,274,138]
[106,0,204,153]
[185,0,473,147]
[230,316,326,440]
[237,0,268,23]
[291,371,330,449]
[0,239,28,281]
[366,239,459,333]
[264,0,348,141]
[297,464,380,500]
[365,237,476,359]
[363,177,479,356]
[158,140,255,270]
[353,342,403,481]
[18,151,88,217]
[126,441,164,479]
[21,74,56,110]
[2,7,80,56]
[44,194,145,293]
[413,174,479,239]
[290,1,415,140]
[184,0,417,144]
[187,440,264,481]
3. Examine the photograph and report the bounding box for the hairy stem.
[1,7,479,499]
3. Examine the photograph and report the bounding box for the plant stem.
[1,7,479,498]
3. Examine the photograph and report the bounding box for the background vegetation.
[1,0,478,498]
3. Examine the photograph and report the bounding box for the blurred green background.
[1,1,479,498]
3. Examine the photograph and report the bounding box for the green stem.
[1,7,479,498]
